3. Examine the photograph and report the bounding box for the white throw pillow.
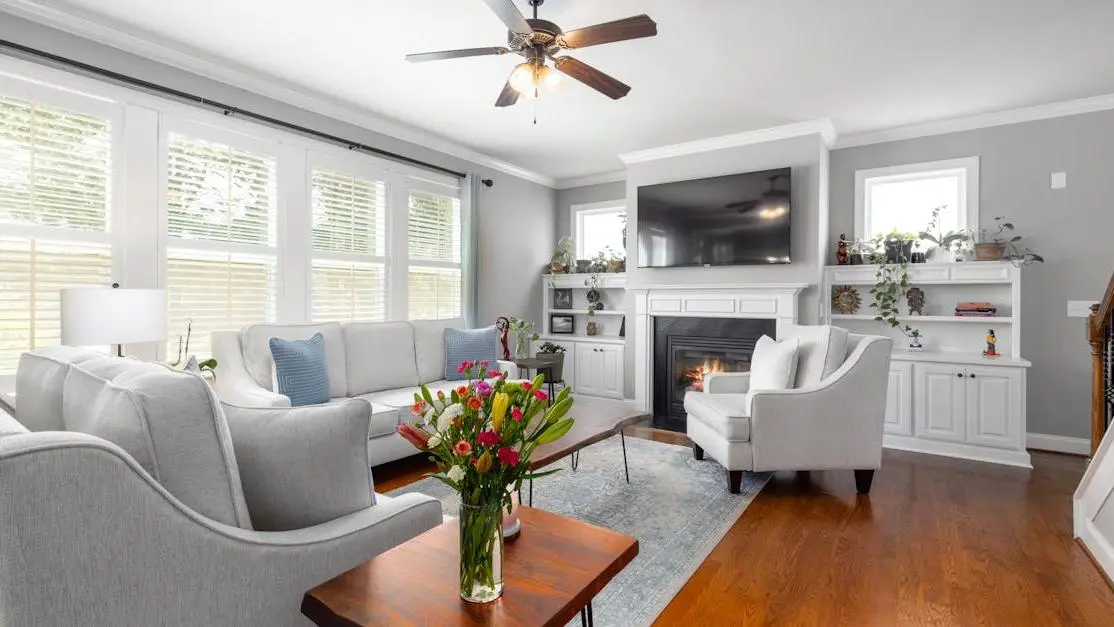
[749,335,800,392]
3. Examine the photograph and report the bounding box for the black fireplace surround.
[652,316,776,431]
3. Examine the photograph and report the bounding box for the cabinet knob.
[957,373,963,378]
[969,373,976,378]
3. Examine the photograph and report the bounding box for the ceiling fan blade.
[557,14,657,49]
[480,0,533,36]
[554,56,631,100]
[406,47,509,63]
[495,71,520,107]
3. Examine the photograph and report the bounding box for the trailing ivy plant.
[869,252,919,341]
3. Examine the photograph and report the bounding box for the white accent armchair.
[684,329,893,493]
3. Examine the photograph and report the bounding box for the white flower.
[438,403,464,432]
[447,465,465,482]
[422,406,435,425]
[428,433,443,448]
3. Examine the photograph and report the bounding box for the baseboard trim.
[1077,518,1114,586]
[882,435,1032,468]
[1026,433,1091,456]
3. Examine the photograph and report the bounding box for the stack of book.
[955,302,997,317]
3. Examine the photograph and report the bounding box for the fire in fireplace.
[653,316,776,431]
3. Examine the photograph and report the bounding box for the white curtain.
[460,173,481,328]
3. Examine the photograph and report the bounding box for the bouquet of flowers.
[397,360,574,603]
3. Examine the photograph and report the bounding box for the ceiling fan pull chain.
[533,93,538,125]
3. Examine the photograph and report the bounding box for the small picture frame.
[553,288,573,310]
[550,314,575,334]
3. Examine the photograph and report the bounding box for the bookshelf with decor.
[822,261,1031,467]
[537,272,626,399]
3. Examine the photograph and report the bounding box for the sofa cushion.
[443,326,500,382]
[411,318,464,384]
[241,322,347,398]
[346,397,404,439]
[221,399,375,531]
[749,335,799,392]
[683,392,751,442]
[15,346,107,432]
[270,334,331,407]
[343,321,420,396]
[61,361,253,529]
[784,325,849,389]
[362,380,460,410]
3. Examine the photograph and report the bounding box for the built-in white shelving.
[831,314,1015,324]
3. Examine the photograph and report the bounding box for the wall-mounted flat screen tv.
[636,167,792,268]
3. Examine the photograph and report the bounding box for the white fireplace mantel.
[631,283,810,411]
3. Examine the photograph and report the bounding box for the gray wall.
[555,180,627,239]
[0,13,556,327]
[830,109,1114,439]
[623,134,828,395]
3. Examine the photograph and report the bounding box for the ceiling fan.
[406,0,657,107]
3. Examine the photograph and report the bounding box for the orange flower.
[456,386,469,397]
[411,400,427,416]
[467,396,483,411]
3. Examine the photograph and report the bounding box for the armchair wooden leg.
[854,469,875,494]
[693,443,704,460]
[727,470,742,494]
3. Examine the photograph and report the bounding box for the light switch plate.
[1051,172,1067,189]
[1068,300,1094,318]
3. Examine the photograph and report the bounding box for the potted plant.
[918,205,969,264]
[849,239,873,265]
[550,236,575,274]
[974,216,1045,265]
[869,254,921,348]
[605,246,625,273]
[587,250,609,274]
[535,341,567,382]
[875,229,917,263]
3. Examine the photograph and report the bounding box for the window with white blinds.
[164,132,277,358]
[0,94,114,373]
[407,190,462,320]
[310,166,387,321]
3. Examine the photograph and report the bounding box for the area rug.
[388,436,769,626]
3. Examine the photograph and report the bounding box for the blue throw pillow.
[444,326,500,381]
[269,333,331,406]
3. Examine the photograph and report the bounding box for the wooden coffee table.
[301,507,638,626]
[525,396,649,505]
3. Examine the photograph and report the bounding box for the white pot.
[927,246,952,264]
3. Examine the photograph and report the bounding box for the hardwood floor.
[372,425,1114,626]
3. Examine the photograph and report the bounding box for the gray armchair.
[2,347,442,626]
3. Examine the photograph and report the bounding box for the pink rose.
[497,447,520,466]
[453,440,473,457]
[477,430,500,446]
[533,389,548,401]
[511,407,523,421]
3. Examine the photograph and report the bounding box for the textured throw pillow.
[221,399,375,531]
[443,326,500,381]
[749,335,800,392]
[270,333,331,406]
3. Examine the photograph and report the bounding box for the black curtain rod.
[0,38,468,180]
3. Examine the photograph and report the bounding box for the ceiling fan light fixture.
[538,64,562,90]
[508,62,535,95]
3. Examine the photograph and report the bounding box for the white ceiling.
[17,0,1114,183]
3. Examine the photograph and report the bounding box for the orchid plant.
[397,360,575,602]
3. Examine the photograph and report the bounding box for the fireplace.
[652,316,776,431]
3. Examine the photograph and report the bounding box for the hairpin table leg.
[620,430,629,483]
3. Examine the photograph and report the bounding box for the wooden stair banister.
[1088,271,1114,455]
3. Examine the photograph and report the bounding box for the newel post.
[1090,304,1105,456]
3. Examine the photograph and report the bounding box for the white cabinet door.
[597,344,624,399]
[914,363,967,442]
[965,366,1021,449]
[574,344,599,396]
[884,362,914,436]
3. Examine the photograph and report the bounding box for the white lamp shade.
[61,288,167,346]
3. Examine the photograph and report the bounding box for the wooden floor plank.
[372,423,1114,625]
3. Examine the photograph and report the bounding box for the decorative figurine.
[495,316,510,360]
[906,287,926,316]
[832,285,862,314]
[983,329,999,358]
[836,233,850,265]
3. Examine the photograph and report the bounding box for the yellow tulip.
[490,392,509,432]
[474,450,493,474]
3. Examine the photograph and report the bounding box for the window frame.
[570,199,626,260]
[853,157,980,242]
[404,179,464,321]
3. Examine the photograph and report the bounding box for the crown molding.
[0,0,558,187]
[618,119,837,165]
[835,92,1114,149]
[554,170,626,189]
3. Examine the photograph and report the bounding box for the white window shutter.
[0,95,113,373]
[407,190,461,320]
[164,133,277,358]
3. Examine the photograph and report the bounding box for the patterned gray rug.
[388,436,769,626]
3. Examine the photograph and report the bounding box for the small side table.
[511,357,560,399]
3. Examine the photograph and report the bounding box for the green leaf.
[536,418,574,444]
[421,385,434,406]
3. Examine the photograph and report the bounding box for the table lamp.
[61,285,167,357]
